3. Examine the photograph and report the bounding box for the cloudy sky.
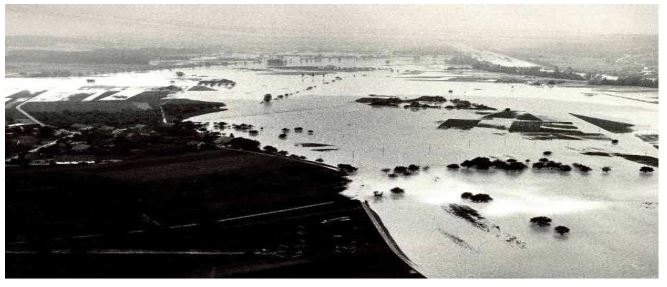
[5,5,659,48]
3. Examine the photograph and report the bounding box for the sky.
[5,5,659,49]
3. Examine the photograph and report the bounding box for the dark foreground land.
[6,149,422,278]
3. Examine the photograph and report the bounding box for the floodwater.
[5,56,659,278]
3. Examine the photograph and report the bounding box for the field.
[6,149,421,278]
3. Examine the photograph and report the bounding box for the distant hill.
[5,35,115,51]
[495,34,658,74]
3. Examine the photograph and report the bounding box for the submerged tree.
[390,187,405,194]
[554,226,570,235]
[469,193,493,203]
[408,164,421,172]
[640,166,655,173]
[530,216,552,227]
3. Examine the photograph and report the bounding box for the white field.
[4,56,659,278]
[98,87,146,101]
[82,89,114,101]
[452,44,540,68]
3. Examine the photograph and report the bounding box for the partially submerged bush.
[559,164,572,172]
[533,160,572,172]
[391,165,419,176]
[461,157,491,169]
[460,192,493,203]
[461,157,526,171]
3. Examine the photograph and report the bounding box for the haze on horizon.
[5,4,659,51]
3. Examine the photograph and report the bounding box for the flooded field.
[5,58,659,278]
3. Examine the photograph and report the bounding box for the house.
[71,143,92,152]
[267,58,286,67]
[214,136,234,145]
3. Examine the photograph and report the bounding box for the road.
[361,200,418,269]
[14,96,45,126]
[8,201,337,245]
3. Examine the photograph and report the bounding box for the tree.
[381,168,391,173]
[32,126,56,140]
[225,137,260,151]
[461,192,473,199]
[175,71,185,77]
[337,164,358,174]
[263,145,278,153]
[602,166,611,173]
